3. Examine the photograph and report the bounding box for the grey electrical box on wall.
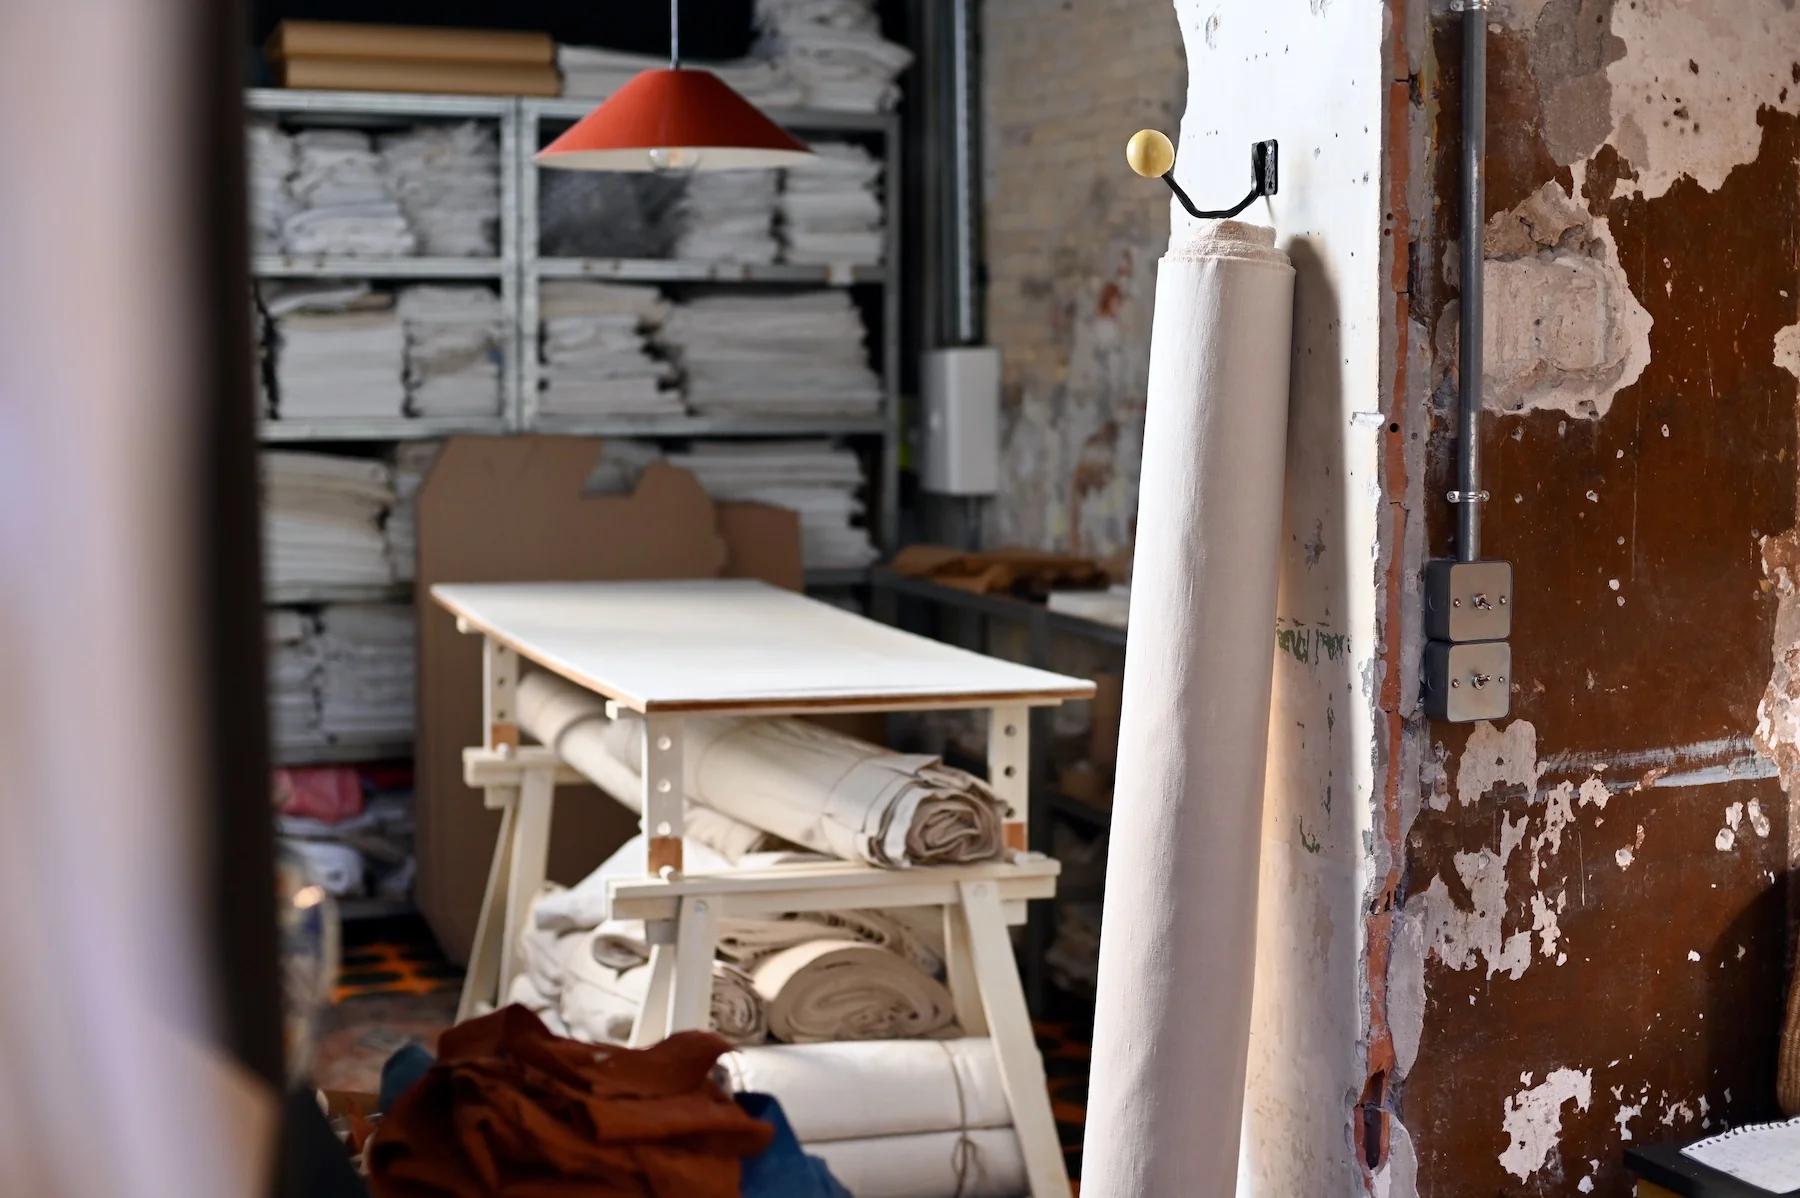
[1423,558,1514,722]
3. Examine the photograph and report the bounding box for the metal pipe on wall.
[1457,0,1488,562]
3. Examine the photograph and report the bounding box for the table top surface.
[432,579,1097,715]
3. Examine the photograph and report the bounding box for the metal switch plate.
[1424,640,1512,722]
[1424,559,1513,642]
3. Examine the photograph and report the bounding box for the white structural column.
[1082,222,1296,1196]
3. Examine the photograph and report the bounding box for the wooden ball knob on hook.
[1126,129,1175,178]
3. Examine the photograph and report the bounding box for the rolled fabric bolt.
[1082,220,1295,1196]
[751,939,956,1043]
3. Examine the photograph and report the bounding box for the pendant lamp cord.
[670,0,681,69]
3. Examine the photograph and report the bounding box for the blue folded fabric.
[736,1092,852,1198]
[378,1042,435,1114]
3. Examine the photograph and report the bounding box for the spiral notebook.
[1682,1117,1800,1192]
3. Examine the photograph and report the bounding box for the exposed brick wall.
[980,0,1185,558]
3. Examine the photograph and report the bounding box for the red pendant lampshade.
[537,68,815,172]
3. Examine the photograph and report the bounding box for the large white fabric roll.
[718,1038,1011,1142]
[751,939,956,1042]
[809,1131,1026,1198]
[1083,221,1295,1196]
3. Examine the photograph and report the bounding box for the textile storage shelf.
[519,97,900,551]
[247,88,521,439]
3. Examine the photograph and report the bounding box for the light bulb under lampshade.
[537,68,814,173]
[1126,129,1176,178]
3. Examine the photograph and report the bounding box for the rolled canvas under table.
[431,578,1094,1198]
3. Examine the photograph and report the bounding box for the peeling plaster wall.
[1172,1,1392,1191]
[1389,1,1800,1194]
[980,0,1185,558]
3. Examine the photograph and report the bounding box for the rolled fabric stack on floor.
[673,170,780,263]
[780,142,884,265]
[377,121,500,257]
[267,609,322,749]
[512,842,957,1049]
[719,1040,1027,1198]
[754,0,914,112]
[316,603,415,742]
[668,440,877,570]
[385,441,439,583]
[247,122,296,254]
[538,281,681,418]
[263,280,406,420]
[657,291,882,418]
[557,43,803,107]
[397,285,503,417]
[262,451,395,594]
[516,670,1008,868]
[283,129,416,257]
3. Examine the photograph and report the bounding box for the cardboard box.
[415,436,802,961]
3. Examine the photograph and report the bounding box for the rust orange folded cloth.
[368,1006,773,1197]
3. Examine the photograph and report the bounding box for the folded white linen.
[811,1131,1026,1198]
[656,291,881,417]
[537,282,681,415]
[397,285,503,417]
[667,440,877,569]
[753,0,914,112]
[515,672,780,861]
[261,452,395,591]
[316,603,414,740]
[780,141,883,265]
[717,1038,1011,1142]
[558,44,805,107]
[378,122,499,257]
[285,130,417,257]
[674,171,780,264]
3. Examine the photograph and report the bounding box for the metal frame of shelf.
[519,97,902,553]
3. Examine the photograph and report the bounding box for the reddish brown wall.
[1390,3,1800,1193]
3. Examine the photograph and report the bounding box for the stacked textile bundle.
[513,835,957,1048]
[538,281,680,418]
[754,0,914,112]
[262,451,395,594]
[396,285,503,417]
[385,441,440,583]
[267,610,322,749]
[316,603,415,741]
[264,282,406,420]
[669,441,877,569]
[518,671,1008,868]
[780,142,884,265]
[720,1040,1028,1198]
[674,170,781,263]
[557,44,803,108]
[657,291,882,417]
[275,764,416,900]
[378,122,501,257]
[283,129,416,257]
[247,123,296,254]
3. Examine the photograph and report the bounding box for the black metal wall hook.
[1162,139,1280,220]
[1125,130,1279,217]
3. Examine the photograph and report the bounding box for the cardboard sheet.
[415,436,801,960]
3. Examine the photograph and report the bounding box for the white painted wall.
[1169,0,1390,1190]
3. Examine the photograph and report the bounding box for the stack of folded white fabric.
[267,609,323,749]
[668,440,877,569]
[262,451,395,594]
[720,1040,1028,1198]
[780,142,883,264]
[384,441,439,583]
[247,122,296,255]
[754,0,914,112]
[518,671,1008,868]
[673,170,780,263]
[265,282,406,420]
[316,603,415,742]
[397,285,503,417]
[377,121,500,257]
[657,291,882,417]
[512,835,957,1049]
[557,44,804,108]
[283,129,416,257]
[538,281,681,418]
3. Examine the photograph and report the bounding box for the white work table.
[434,578,1093,1198]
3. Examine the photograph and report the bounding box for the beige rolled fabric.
[752,939,957,1042]
[1083,221,1295,1196]
[716,909,943,977]
[515,669,779,860]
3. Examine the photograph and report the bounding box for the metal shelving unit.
[519,97,903,551]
